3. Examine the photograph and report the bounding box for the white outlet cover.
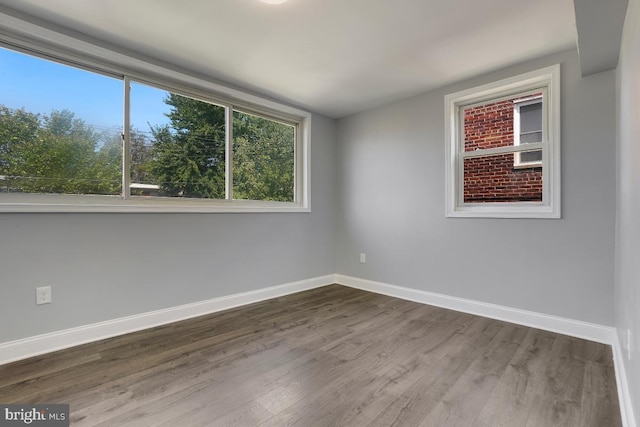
[36,286,52,305]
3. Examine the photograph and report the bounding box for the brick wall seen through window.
[462,94,543,203]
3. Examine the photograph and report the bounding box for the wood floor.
[0,285,621,426]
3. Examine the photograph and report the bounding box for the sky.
[0,46,171,136]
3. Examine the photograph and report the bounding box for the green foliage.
[146,94,295,201]
[94,134,122,194]
[0,95,296,202]
[0,106,40,179]
[0,106,121,194]
[148,94,226,198]
[129,129,153,185]
[233,111,294,202]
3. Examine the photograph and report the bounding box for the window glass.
[520,103,542,134]
[0,47,123,195]
[516,100,543,165]
[463,93,543,153]
[130,82,226,199]
[461,93,544,203]
[232,110,295,202]
[463,152,543,203]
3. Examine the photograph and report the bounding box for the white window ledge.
[0,193,310,213]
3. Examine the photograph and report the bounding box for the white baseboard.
[612,332,638,427]
[0,275,335,366]
[335,274,616,345]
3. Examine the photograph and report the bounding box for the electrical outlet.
[360,253,366,263]
[36,286,52,305]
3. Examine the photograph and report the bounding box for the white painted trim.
[612,332,638,427]
[0,275,335,366]
[0,193,310,213]
[335,274,616,345]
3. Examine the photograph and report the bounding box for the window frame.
[0,20,311,213]
[444,65,561,219]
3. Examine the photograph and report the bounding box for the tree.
[95,132,123,194]
[148,94,226,198]
[232,111,294,202]
[38,110,103,194]
[0,105,121,195]
[0,106,41,189]
[0,96,297,202]
[146,94,295,201]
[130,128,153,185]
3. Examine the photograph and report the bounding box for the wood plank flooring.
[0,285,622,426]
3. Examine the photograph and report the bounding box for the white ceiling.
[0,0,578,118]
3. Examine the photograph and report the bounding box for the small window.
[445,65,560,218]
[514,96,543,168]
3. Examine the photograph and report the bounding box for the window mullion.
[456,106,465,208]
[457,153,465,208]
[542,87,550,205]
[122,76,131,200]
[225,106,233,201]
[294,124,301,204]
[461,142,544,159]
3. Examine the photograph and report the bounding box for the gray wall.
[336,48,616,326]
[615,0,640,421]
[0,113,338,343]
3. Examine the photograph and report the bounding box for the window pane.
[0,47,123,195]
[464,153,543,203]
[520,131,542,144]
[519,102,542,133]
[519,150,542,163]
[463,93,543,152]
[130,82,226,199]
[232,110,295,202]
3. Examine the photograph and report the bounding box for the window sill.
[513,162,543,170]
[447,202,560,219]
[0,193,310,213]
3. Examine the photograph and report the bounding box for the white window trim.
[444,64,561,219]
[513,96,543,168]
[0,11,311,213]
